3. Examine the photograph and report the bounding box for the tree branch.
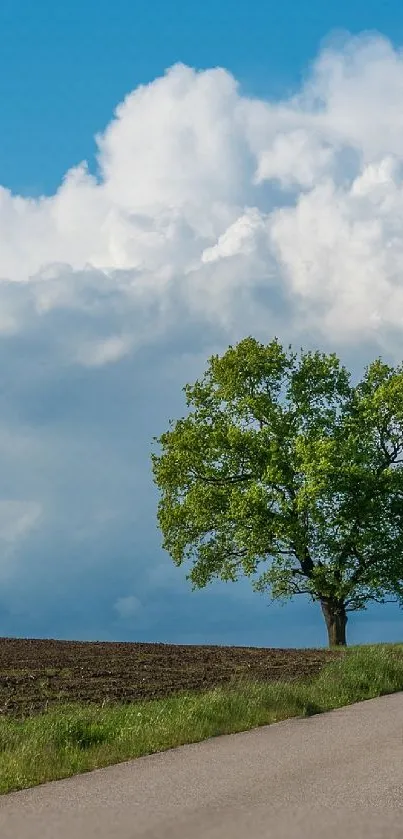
[376,421,403,473]
[345,595,400,612]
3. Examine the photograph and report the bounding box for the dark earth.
[0,637,349,720]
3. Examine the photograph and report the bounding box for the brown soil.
[0,636,348,720]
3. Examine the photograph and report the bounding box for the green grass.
[1,642,402,796]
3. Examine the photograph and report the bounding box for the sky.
[0,1,403,648]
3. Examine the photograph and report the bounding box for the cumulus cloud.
[1,33,403,360]
[2,31,403,642]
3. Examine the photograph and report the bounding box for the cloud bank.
[1,32,403,645]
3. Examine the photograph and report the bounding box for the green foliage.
[151,336,403,621]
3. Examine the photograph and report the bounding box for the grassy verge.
[1,642,402,795]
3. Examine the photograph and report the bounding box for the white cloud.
[0,500,42,544]
[0,501,43,585]
[1,32,403,640]
[114,595,142,620]
[253,129,334,189]
[1,34,403,360]
[201,208,269,263]
[74,333,135,367]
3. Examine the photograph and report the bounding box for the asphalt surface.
[1,691,403,839]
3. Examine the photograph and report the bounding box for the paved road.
[1,692,403,838]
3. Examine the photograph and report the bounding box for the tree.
[151,336,403,647]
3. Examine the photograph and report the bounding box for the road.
[1,691,403,838]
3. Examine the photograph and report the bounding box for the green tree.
[151,337,403,647]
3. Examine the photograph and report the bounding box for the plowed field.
[0,636,347,719]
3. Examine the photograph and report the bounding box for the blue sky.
[2,0,403,195]
[0,1,403,647]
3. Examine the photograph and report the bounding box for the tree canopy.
[151,336,403,646]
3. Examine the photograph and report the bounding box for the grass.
[1,641,402,796]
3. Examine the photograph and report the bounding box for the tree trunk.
[320,598,348,647]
